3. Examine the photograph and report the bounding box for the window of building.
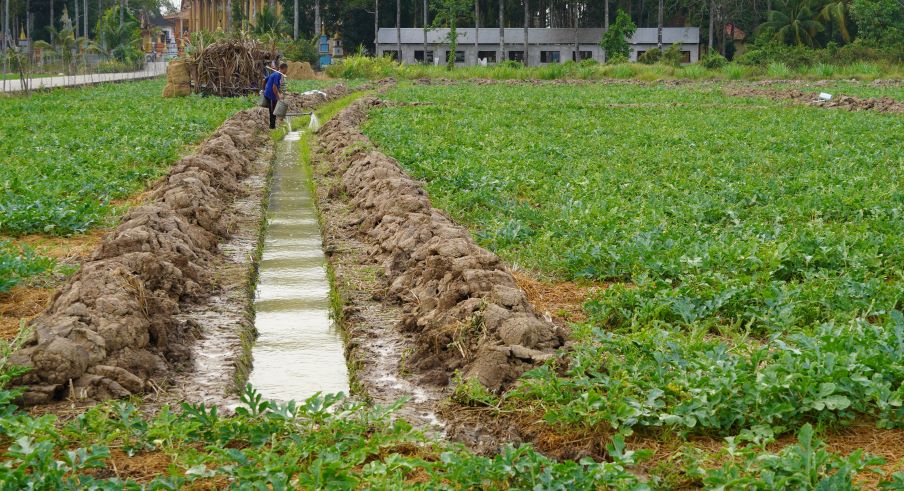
[477,50,497,63]
[540,51,560,63]
[382,50,399,61]
[577,50,593,60]
[414,50,434,63]
[508,50,524,62]
[682,51,692,63]
[444,50,465,63]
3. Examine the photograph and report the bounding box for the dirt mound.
[10,108,271,405]
[315,98,566,392]
[727,87,904,113]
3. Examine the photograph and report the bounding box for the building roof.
[377,27,700,45]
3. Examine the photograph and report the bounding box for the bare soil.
[9,107,273,405]
[726,87,904,113]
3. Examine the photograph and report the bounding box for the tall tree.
[119,0,123,26]
[522,0,527,65]
[293,0,298,38]
[818,0,850,42]
[374,0,378,54]
[423,0,427,63]
[604,0,609,28]
[572,1,578,60]
[759,0,824,45]
[473,0,478,64]
[657,0,663,48]
[431,0,471,68]
[395,0,400,60]
[498,0,503,61]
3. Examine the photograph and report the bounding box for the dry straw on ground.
[184,38,275,97]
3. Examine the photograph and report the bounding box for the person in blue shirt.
[264,62,288,129]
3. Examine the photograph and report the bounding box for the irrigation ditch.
[6,78,569,454]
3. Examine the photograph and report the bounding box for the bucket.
[274,100,289,117]
[258,92,269,108]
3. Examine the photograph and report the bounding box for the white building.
[376,27,701,66]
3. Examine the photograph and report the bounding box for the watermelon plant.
[0,241,55,293]
[363,81,904,439]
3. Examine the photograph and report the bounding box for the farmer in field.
[264,62,288,129]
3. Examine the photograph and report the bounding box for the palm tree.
[818,0,850,43]
[253,4,287,35]
[34,24,88,74]
[758,0,824,46]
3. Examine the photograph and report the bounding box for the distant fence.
[1,47,167,93]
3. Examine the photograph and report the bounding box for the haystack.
[286,61,315,80]
[162,60,191,98]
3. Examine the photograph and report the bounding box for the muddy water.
[248,130,349,401]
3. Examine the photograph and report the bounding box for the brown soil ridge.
[727,87,904,113]
[10,108,270,404]
[9,85,354,406]
[314,97,567,393]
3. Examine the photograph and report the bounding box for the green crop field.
[0,79,336,291]
[3,77,904,488]
[0,79,250,236]
[363,82,904,456]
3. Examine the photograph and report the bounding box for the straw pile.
[286,61,316,80]
[184,38,275,97]
[162,60,191,98]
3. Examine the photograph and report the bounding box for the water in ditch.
[248,129,349,402]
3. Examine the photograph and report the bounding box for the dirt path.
[725,86,904,113]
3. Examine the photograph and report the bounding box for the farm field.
[363,81,904,483]
[0,79,335,296]
[3,76,904,488]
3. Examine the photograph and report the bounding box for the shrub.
[283,37,318,66]
[638,48,662,64]
[601,10,637,61]
[661,43,684,67]
[735,42,817,68]
[722,63,745,79]
[498,59,524,69]
[701,51,728,69]
[766,61,793,78]
[96,60,137,73]
[679,63,707,79]
[325,54,399,79]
